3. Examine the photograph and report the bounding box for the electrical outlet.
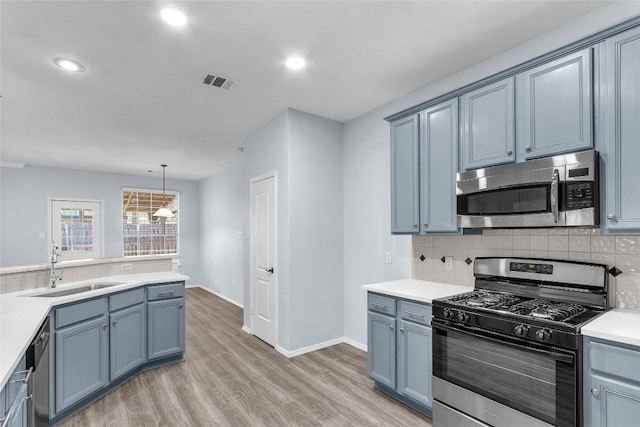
[445,256,454,270]
[120,263,133,271]
[385,252,392,264]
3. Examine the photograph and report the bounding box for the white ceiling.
[1,0,611,180]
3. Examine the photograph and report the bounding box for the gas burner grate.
[509,299,586,321]
[449,290,522,309]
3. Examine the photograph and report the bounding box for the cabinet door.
[55,316,109,413]
[110,304,146,381]
[517,48,593,160]
[4,381,27,427]
[420,99,459,232]
[460,78,515,170]
[590,375,640,427]
[390,115,420,234]
[148,298,185,360]
[367,312,396,389]
[600,27,640,230]
[397,320,432,408]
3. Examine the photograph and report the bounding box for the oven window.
[433,325,576,426]
[458,184,550,216]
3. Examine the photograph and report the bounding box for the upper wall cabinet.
[420,99,459,233]
[460,78,515,170]
[598,26,640,231]
[516,48,593,160]
[390,115,420,233]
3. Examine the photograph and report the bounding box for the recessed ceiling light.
[286,56,306,70]
[53,57,86,72]
[161,8,187,26]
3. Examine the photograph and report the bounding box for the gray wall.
[341,2,640,346]
[199,161,246,305]
[242,108,344,352]
[0,165,200,284]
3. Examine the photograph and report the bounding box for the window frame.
[48,197,105,261]
[121,187,180,257]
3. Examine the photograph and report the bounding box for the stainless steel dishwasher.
[27,317,50,427]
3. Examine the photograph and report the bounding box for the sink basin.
[29,282,126,297]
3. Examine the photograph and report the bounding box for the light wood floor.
[59,287,432,426]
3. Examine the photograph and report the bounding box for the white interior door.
[250,174,277,346]
[50,199,103,261]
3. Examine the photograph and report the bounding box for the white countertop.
[582,309,640,348]
[361,279,473,304]
[0,271,188,390]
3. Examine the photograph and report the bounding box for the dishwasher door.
[28,317,50,427]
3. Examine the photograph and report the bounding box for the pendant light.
[154,164,175,218]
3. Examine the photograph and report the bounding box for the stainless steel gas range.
[432,257,609,427]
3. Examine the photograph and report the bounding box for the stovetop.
[446,289,591,324]
[431,257,610,350]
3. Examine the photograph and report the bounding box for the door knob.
[524,145,532,152]
[607,213,615,220]
[506,149,513,155]
[267,268,274,273]
[591,388,600,397]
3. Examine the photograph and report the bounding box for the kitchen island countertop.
[362,279,473,304]
[582,308,640,348]
[0,271,188,390]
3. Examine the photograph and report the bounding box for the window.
[122,189,178,256]
[50,199,103,261]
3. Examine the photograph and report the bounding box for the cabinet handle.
[607,213,615,220]
[179,303,184,309]
[389,324,394,330]
[157,291,175,297]
[405,310,425,320]
[524,145,532,152]
[591,388,600,397]
[506,149,513,155]
[103,324,108,330]
[371,303,387,311]
[399,328,405,333]
[112,320,117,326]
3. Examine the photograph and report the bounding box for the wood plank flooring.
[59,287,432,426]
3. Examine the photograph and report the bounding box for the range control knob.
[457,312,470,323]
[535,328,552,342]
[514,324,530,337]
[443,309,456,320]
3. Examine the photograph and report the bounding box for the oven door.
[432,320,578,427]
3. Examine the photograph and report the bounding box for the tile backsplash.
[413,228,640,310]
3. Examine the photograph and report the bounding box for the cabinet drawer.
[109,287,144,312]
[56,297,107,329]
[147,282,184,301]
[590,341,640,384]
[368,293,396,316]
[399,300,432,325]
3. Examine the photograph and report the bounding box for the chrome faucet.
[50,241,63,288]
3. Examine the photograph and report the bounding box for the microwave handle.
[551,169,559,223]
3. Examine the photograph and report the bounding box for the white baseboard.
[343,337,367,352]
[275,336,367,358]
[187,284,243,308]
[241,325,251,334]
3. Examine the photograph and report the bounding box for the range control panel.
[510,262,553,275]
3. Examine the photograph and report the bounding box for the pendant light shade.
[154,164,176,218]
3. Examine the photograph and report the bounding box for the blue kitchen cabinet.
[420,99,459,232]
[367,293,433,416]
[584,337,640,427]
[147,283,185,360]
[110,303,146,381]
[0,356,28,427]
[460,78,515,170]
[390,114,420,234]
[55,315,109,413]
[598,26,640,231]
[516,48,593,160]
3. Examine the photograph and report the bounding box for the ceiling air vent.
[203,73,235,90]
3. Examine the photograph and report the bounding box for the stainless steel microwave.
[457,150,599,228]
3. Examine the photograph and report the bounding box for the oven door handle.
[432,319,575,364]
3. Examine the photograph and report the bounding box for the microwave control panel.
[565,182,595,210]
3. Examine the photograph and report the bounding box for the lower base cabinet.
[583,337,640,427]
[51,281,185,424]
[367,293,432,416]
[0,356,29,427]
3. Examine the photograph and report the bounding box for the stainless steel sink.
[29,282,126,297]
